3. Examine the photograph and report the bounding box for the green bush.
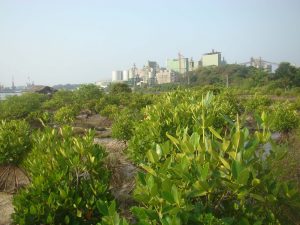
[210,91,242,128]
[73,84,104,111]
[131,110,300,224]
[13,127,112,225]
[109,83,132,94]
[127,91,240,163]
[271,102,299,133]
[26,111,52,126]
[54,106,77,125]
[42,90,75,111]
[0,93,47,120]
[111,109,136,142]
[100,104,119,119]
[244,94,272,114]
[0,120,31,165]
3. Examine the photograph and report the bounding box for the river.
[0,92,22,100]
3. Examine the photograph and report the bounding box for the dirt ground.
[0,193,13,225]
[73,114,113,138]
[94,138,138,221]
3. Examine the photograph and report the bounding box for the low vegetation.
[0,68,300,224]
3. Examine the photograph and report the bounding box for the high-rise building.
[202,50,222,67]
[166,58,189,74]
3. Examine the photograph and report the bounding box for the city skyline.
[1,0,300,86]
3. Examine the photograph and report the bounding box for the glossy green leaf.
[208,126,223,140]
[219,156,230,170]
[166,133,179,146]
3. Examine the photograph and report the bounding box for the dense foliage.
[129,93,300,224]
[184,63,300,90]
[109,83,132,94]
[271,102,299,133]
[0,93,47,121]
[13,127,112,224]
[0,120,31,165]
[127,91,240,163]
[53,106,77,125]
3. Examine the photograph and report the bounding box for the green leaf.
[156,144,162,156]
[237,189,249,199]
[166,133,179,146]
[137,172,146,186]
[140,164,157,176]
[231,160,243,180]
[64,215,70,224]
[208,126,223,140]
[250,193,265,202]
[237,169,249,185]
[162,191,175,203]
[240,217,250,225]
[171,185,180,206]
[200,162,210,180]
[190,132,200,148]
[232,131,240,150]
[77,209,82,217]
[146,150,158,163]
[108,201,116,215]
[221,139,230,152]
[219,156,230,170]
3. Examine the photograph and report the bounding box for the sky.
[0,0,300,86]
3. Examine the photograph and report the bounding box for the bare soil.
[0,166,29,225]
[0,166,30,193]
[73,114,112,138]
[0,193,13,225]
[94,138,138,221]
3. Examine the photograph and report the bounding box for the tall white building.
[112,71,123,82]
[123,70,129,81]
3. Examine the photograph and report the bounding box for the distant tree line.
[183,62,300,90]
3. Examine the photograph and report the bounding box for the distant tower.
[12,76,16,90]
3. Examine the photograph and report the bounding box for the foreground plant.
[0,120,31,192]
[0,120,31,165]
[129,92,300,224]
[13,127,113,224]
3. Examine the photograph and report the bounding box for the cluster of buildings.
[111,50,226,86]
[239,57,274,72]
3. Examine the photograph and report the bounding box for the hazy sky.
[1,0,300,86]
